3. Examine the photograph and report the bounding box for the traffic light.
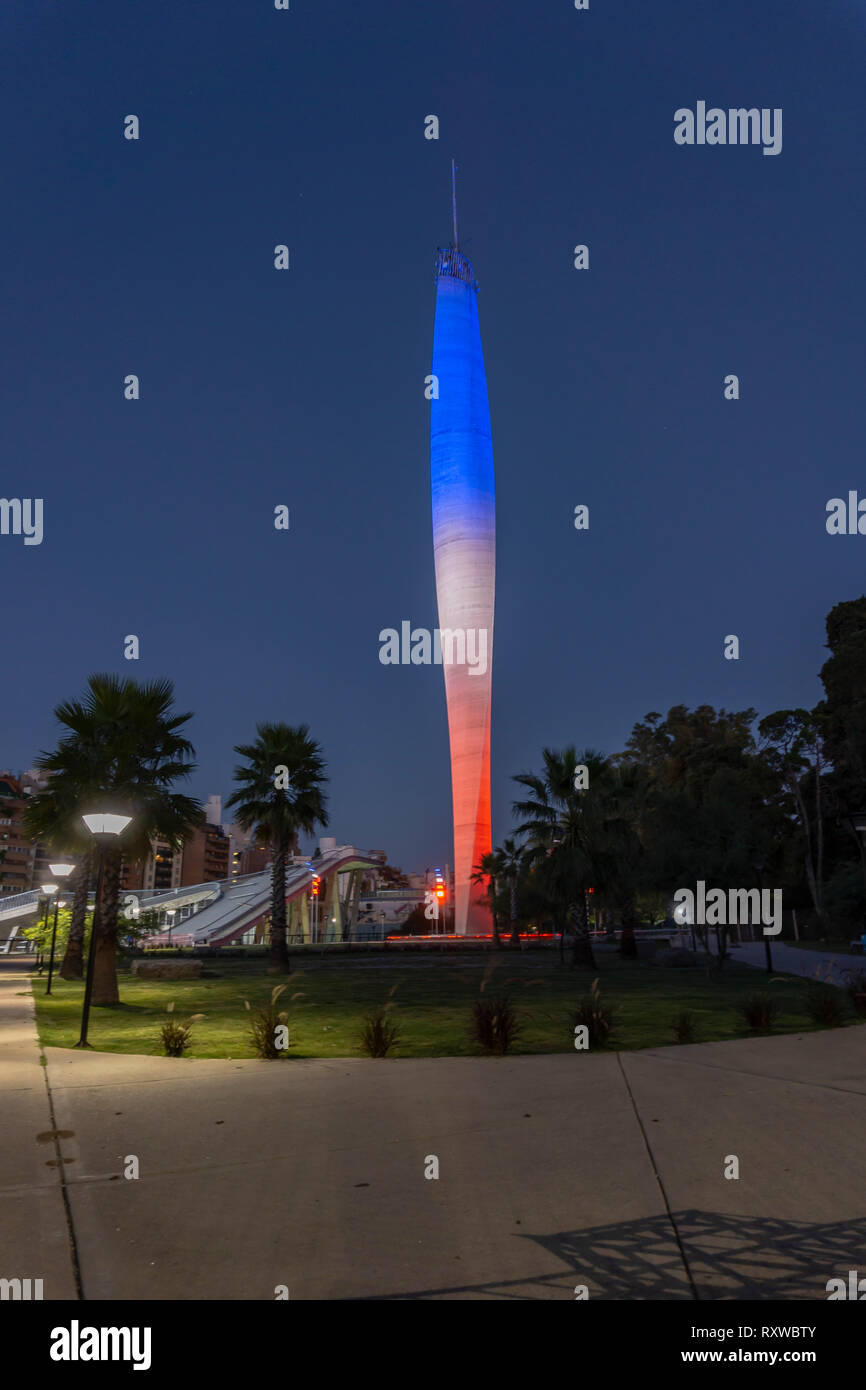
[434,868,445,902]
[311,874,321,897]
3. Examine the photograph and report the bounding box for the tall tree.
[494,837,529,946]
[818,597,866,891]
[512,748,606,967]
[618,705,782,966]
[471,851,502,948]
[23,744,96,978]
[225,723,328,974]
[26,675,200,1003]
[757,708,827,925]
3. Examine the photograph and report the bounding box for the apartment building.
[0,774,36,896]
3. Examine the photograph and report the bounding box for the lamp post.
[37,886,57,972]
[45,863,74,995]
[844,812,866,943]
[846,811,866,885]
[76,812,132,1049]
[673,898,693,950]
[166,908,176,949]
[752,858,773,973]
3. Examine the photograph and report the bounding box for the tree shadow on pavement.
[362,1210,866,1301]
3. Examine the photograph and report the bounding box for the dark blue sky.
[2,0,864,869]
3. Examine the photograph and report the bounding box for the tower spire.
[451,158,458,250]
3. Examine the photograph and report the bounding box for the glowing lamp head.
[49,863,75,878]
[40,883,58,896]
[82,813,133,837]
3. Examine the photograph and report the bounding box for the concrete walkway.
[729,940,866,987]
[0,961,78,1300]
[3,960,865,1301]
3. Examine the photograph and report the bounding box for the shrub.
[844,969,866,1019]
[245,984,290,1059]
[359,1008,400,1057]
[671,1009,697,1044]
[159,1002,205,1057]
[739,992,780,1033]
[472,995,521,1056]
[571,979,617,1049]
[802,983,845,1027]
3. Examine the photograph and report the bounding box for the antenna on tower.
[451,158,459,250]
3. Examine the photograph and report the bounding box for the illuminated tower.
[430,163,495,935]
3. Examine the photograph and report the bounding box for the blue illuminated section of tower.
[430,213,496,935]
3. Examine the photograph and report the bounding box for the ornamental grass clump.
[244,984,296,1059]
[671,1009,697,1044]
[571,979,617,1049]
[844,969,866,1019]
[472,995,521,1056]
[738,992,780,1034]
[159,1002,205,1057]
[802,983,845,1027]
[359,1007,401,1057]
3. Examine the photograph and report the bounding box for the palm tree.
[24,742,99,979]
[26,675,201,1004]
[471,851,502,947]
[225,723,328,974]
[494,837,527,946]
[515,750,649,965]
[512,747,608,968]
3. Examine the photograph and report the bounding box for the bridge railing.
[0,890,40,917]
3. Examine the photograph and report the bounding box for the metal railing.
[435,247,477,287]
[0,890,40,918]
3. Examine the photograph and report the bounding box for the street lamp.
[166,908,176,948]
[45,863,74,995]
[846,813,866,874]
[76,811,132,1048]
[752,858,774,973]
[844,813,866,942]
[37,884,57,972]
[673,898,696,951]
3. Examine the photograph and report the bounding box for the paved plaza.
[2,958,864,1301]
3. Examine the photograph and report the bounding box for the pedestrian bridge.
[127,844,384,946]
[0,844,384,952]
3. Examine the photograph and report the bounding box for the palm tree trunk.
[268,837,291,974]
[489,877,501,948]
[569,897,596,968]
[91,848,121,1006]
[509,879,519,946]
[619,895,638,958]
[491,904,501,947]
[60,848,92,980]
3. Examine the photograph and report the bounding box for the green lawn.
[29,951,863,1060]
